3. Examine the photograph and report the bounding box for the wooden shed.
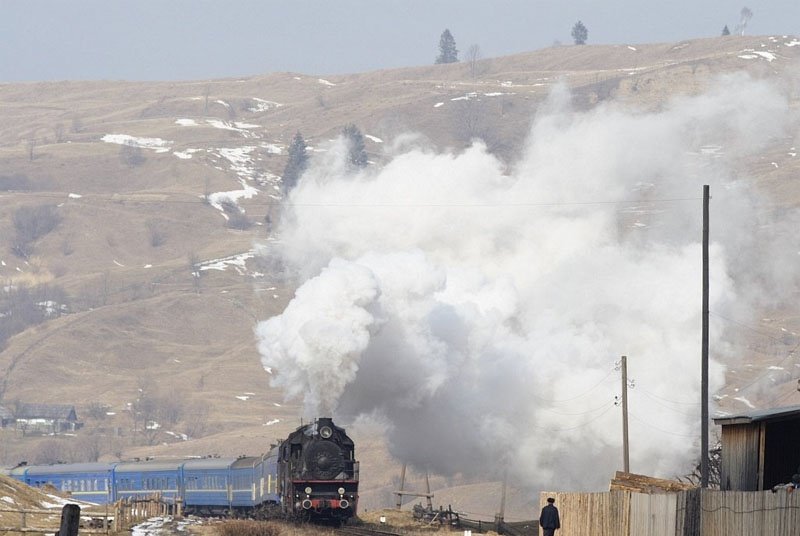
[14,403,81,434]
[714,404,800,491]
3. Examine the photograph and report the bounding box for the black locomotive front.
[278,417,359,522]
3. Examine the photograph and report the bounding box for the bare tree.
[11,204,62,259]
[182,400,211,438]
[71,117,84,133]
[735,7,753,35]
[145,220,167,247]
[53,124,65,143]
[32,439,67,464]
[221,199,252,230]
[119,141,145,167]
[86,401,111,420]
[74,434,103,462]
[189,252,202,294]
[466,44,482,80]
[26,139,37,161]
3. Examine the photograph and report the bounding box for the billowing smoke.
[256,73,796,491]
[735,6,754,36]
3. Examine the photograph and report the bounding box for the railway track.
[337,524,405,536]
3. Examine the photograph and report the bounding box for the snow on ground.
[39,493,96,509]
[236,395,250,401]
[318,78,336,86]
[207,182,259,216]
[365,135,383,143]
[451,92,478,101]
[68,193,82,199]
[101,134,171,152]
[738,49,777,62]
[733,396,756,409]
[215,100,230,108]
[434,102,444,108]
[206,119,259,138]
[787,40,800,47]
[197,250,257,275]
[1,496,15,504]
[262,143,282,155]
[173,148,202,159]
[265,419,280,426]
[248,98,283,112]
[627,45,637,51]
[175,118,198,126]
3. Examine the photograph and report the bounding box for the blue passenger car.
[113,459,182,502]
[12,462,116,504]
[182,458,233,515]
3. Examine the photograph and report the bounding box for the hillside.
[1,35,799,518]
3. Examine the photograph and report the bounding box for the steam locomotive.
[3,417,359,523]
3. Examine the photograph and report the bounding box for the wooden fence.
[0,495,180,534]
[541,488,800,535]
[113,494,182,531]
[0,505,107,534]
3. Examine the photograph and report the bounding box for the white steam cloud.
[256,73,796,491]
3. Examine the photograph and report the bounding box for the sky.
[2,0,798,82]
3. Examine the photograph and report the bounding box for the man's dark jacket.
[539,504,561,529]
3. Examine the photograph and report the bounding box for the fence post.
[56,504,81,536]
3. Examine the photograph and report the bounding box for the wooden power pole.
[621,355,630,473]
[701,185,710,488]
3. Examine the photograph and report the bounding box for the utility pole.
[701,185,710,488]
[396,464,406,509]
[621,355,630,473]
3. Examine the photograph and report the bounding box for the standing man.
[539,497,561,536]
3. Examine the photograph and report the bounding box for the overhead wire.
[629,412,699,438]
[529,366,617,404]
[710,311,795,343]
[636,389,699,417]
[529,400,618,433]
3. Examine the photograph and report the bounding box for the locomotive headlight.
[320,426,333,439]
[338,487,345,495]
[304,486,312,494]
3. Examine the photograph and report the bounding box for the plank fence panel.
[541,487,800,535]
[630,492,677,536]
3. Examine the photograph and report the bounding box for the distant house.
[15,403,82,435]
[714,404,800,491]
[0,405,13,428]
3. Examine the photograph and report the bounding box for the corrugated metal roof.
[713,404,800,425]
[16,403,77,420]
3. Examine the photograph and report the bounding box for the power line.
[710,311,796,342]
[635,387,698,406]
[629,412,699,438]
[530,366,617,404]
[529,400,617,433]
[731,339,800,395]
[637,390,699,417]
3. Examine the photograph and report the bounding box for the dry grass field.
[0,35,799,519]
